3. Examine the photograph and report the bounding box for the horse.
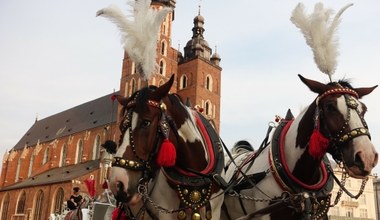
[222,75,378,220]
[108,75,226,219]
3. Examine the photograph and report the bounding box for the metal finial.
[198,0,202,15]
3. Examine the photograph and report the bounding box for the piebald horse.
[108,75,225,219]
[222,75,378,220]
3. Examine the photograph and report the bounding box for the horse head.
[109,75,214,207]
[298,74,378,178]
[108,75,176,205]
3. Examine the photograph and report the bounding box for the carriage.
[95,1,378,219]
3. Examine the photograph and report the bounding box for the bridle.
[112,93,172,176]
[315,87,370,162]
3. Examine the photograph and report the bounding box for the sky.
[0,0,380,175]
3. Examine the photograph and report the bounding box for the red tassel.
[309,129,330,159]
[156,139,176,167]
[112,207,127,220]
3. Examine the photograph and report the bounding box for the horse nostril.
[354,151,365,170]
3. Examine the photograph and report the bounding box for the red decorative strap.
[317,88,358,104]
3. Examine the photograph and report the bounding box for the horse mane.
[231,140,254,155]
[328,79,354,89]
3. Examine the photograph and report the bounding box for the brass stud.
[128,160,135,167]
[351,130,358,136]
[160,103,167,111]
[342,135,348,141]
[190,191,201,203]
[192,212,201,220]
[119,159,126,166]
[177,210,186,220]
[183,189,189,195]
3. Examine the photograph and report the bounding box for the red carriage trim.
[269,119,328,192]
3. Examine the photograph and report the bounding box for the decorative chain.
[330,163,368,207]
[227,191,276,203]
[137,184,184,215]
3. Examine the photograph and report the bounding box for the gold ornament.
[190,191,201,203]
[192,212,201,220]
[177,210,186,220]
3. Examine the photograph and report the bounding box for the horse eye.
[141,120,151,128]
[325,103,337,112]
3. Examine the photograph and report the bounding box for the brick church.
[0,1,222,219]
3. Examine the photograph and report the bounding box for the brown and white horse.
[222,75,378,220]
[108,75,225,219]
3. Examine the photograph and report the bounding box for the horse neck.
[283,107,325,185]
[169,105,209,171]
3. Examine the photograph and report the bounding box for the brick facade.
[0,2,221,219]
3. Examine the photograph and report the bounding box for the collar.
[269,119,333,194]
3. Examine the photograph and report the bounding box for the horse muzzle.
[109,166,143,205]
[344,146,378,178]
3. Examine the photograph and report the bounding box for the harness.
[226,86,371,220]
[269,119,333,194]
[112,94,225,220]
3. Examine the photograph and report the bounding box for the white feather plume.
[97,0,171,80]
[290,3,353,80]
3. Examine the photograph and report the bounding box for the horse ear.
[355,85,378,98]
[152,74,175,100]
[115,95,128,106]
[298,74,328,94]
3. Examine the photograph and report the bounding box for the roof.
[12,92,119,151]
[0,159,100,191]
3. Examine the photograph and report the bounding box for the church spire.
[183,1,212,61]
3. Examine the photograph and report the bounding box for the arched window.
[15,157,21,182]
[42,147,49,164]
[131,62,136,75]
[159,60,165,76]
[60,144,67,167]
[16,191,26,214]
[1,193,10,220]
[33,190,44,220]
[92,135,101,160]
[130,79,136,96]
[76,139,84,164]
[205,101,212,116]
[161,41,166,55]
[206,75,213,91]
[124,81,129,97]
[162,24,166,35]
[53,188,64,215]
[180,75,188,89]
[28,154,35,177]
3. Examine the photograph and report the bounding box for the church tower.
[118,1,222,132]
[177,7,222,132]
